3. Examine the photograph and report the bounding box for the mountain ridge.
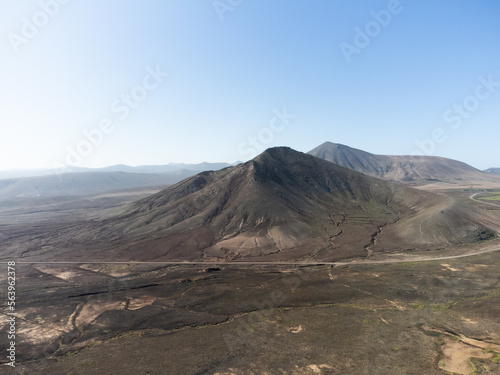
[308,142,500,186]
[0,162,236,180]
[33,147,496,263]
[0,163,237,201]
[0,171,188,200]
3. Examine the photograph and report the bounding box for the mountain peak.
[310,142,374,154]
[308,141,497,185]
[254,146,296,160]
[55,144,494,264]
[316,141,349,149]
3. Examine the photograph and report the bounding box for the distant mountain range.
[93,162,236,174]
[0,162,236,180]
[0,163,236,201]
[308,142,500,187]
[2,143,498,204]
[485,168,500,175]
[40,147,496,263]
[0,172,186,200]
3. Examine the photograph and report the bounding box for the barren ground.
[1,188,499,374]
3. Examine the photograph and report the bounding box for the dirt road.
[8,241,500,267]
[469,192,500,207]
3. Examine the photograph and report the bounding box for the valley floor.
[2,241,500,374]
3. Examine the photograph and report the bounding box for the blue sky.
[1,0,499,171]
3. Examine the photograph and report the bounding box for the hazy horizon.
[2,1,499,171]
[0,141,498,174]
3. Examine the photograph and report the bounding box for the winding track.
[469,192,500,208]
[6,242,500,266]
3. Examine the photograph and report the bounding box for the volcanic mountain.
[308,142,500,187]
[38,147,496,263]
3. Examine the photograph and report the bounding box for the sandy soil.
[439,338,493,375]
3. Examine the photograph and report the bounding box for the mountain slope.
[308,142,500,186]
[39,147,495,263]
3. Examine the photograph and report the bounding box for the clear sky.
[1,0,499,171]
